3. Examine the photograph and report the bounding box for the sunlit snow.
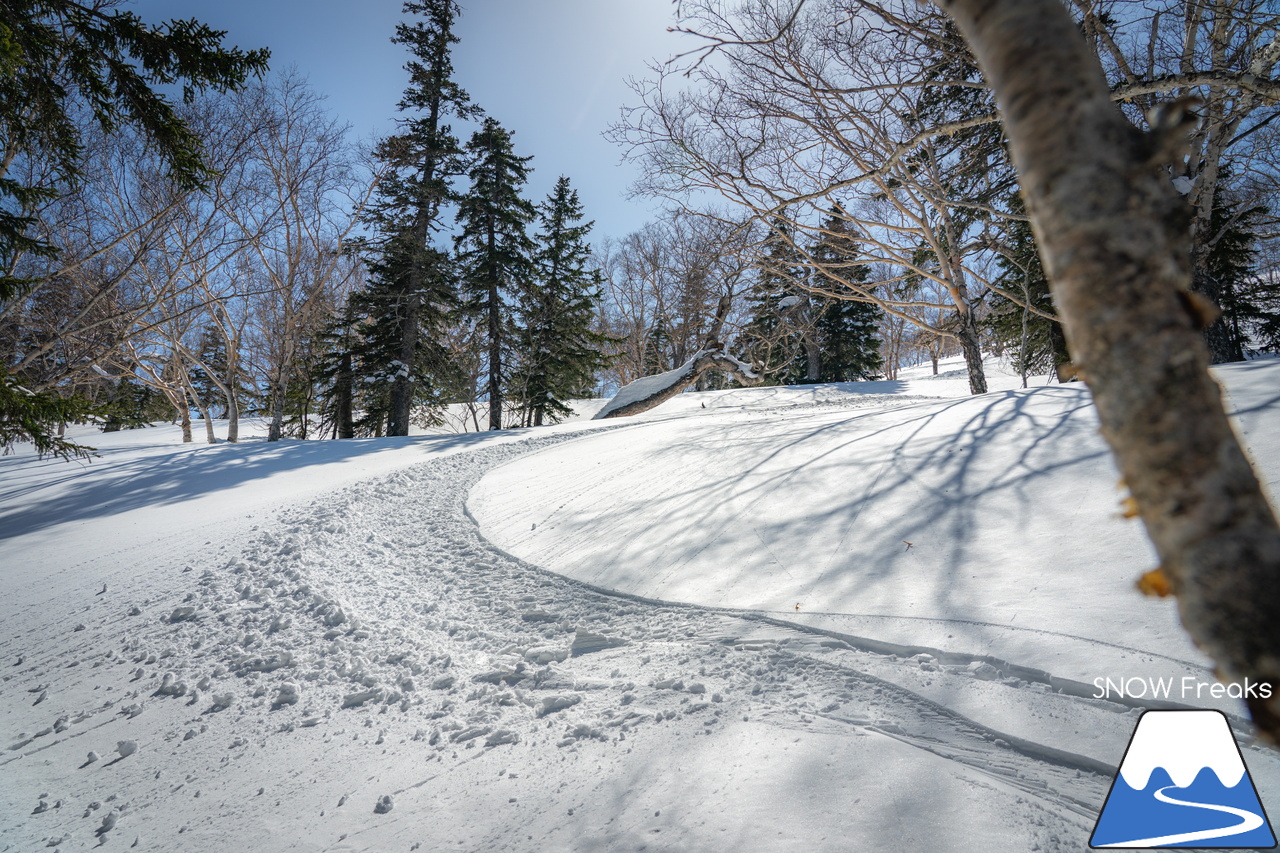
[3,355,1279,852]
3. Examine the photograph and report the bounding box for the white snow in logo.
[1118,710,1246,790]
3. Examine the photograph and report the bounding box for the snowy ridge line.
[641,393,938,424]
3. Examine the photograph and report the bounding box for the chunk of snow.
[538,694,582,717]
[571,631,626,657]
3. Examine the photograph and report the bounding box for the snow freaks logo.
[1090,710,1276,848]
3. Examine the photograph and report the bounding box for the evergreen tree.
[454,118,535,431]
[512,176,609,426]
[739,219,806,384]
[187,327,235,418]
[346,0,477,436]
[807,213,883,382]
[310,298,359,439]
[99,377,167,432]
[1203,187,1272,361]
[900,16,1009,394]
[0,2,268,457]
[985,194,1070,378]
[641,325,671,375]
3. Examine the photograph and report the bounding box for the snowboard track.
[1,428,1191,852]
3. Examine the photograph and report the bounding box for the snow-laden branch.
[593,348,762,420]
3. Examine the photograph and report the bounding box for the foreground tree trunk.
[937,0,1280,737]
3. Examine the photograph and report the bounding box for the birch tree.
[228,72,368,442]
[1073,0,1280,362]
[932,0,1280,738]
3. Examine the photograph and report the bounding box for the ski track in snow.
[0,426,1259,852]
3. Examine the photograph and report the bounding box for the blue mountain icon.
[1091,710,1275,848]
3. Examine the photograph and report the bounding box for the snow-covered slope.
[3,356,1279,852]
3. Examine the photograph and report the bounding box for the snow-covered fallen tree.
[593,348,763,419]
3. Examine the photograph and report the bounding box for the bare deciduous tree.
[935,0,1280,738]
[614,1,1051,394]
[595,210,756,391]
[229,72,373,442]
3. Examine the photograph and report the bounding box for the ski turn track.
[2,432,1170,852]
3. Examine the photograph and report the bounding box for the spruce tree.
[985,195,1070,378]
[808,212,884,382]
[1203,186,1271,362]
[454,118,535,431]
[0,2,268,457]
[739,219,806,384]
[347,0,476,436]
[187,327,238,418]
[99,378,167,432]
[513,176,609,426]
[311,298,359,439]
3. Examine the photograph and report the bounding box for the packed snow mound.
[470,358,1280,689]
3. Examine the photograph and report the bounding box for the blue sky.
[129,0,686,241]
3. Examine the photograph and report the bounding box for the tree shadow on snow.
[0,431,504,541]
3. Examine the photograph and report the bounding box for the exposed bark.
[268,372,286,442]
[487,273,502,431]
[178,399,192,444]
[333,350,355,440]
[593,348,764,420]
[954,312,987,395]
[198,396,216,444]
[937,0,1280,738]
[224,368,240,443]
[802,334,820,383]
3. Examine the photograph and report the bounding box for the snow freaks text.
[1091,677,1273,702]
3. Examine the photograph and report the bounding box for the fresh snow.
[3,355,1279,852]
[592,353,707,420]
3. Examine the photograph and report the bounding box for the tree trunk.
[1048,318,1071,381]
[179,404,192,443]
[268,371,286,443]
[955,313,987,394]
[388,289,418,437]
[201,404,216,444]
[803,336,820,383]
[594,349,763,419]
[335,350,354,439]
[938,0,1280,738]
[223,341,240,443]
[488,276,502,430]
[226,388,239,443]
